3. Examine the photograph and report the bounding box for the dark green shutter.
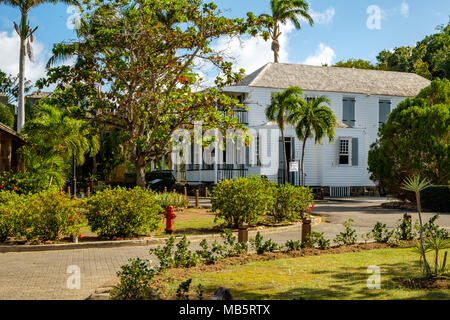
[379,100,391,125]
[343,98,355,127]
[352,138,359,166]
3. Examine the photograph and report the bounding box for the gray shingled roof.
[236,63,431,97]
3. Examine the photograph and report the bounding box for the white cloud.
[400,1,409,18]
[211,22,295,75]
[309,7,335,25]
[302,43,336,66]
[0,29,47,84]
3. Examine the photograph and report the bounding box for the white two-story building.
[178,63,430,196]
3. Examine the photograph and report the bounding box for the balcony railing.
[218,107,248,125]
[218,168,248,181]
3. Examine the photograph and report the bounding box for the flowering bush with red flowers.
[0,191,28,242]
[272,184,314,223]
[86,186,161,238]
[0,171,50,195]
[23,190,85,241]
[0,190,83,242]
[211,176,275,228]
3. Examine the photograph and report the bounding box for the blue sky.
[0,0,449,85]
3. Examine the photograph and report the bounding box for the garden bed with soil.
[100,241,425,300]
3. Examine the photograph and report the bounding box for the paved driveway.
[312,199,450,241]
[0,199,448,300]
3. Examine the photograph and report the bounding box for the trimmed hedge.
[421,186,450,212]
[211,176,275,228]
[86,186,162,238]
[0,190,83,242]
[273,184,314,222]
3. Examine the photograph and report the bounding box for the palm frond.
[402,175,432,193]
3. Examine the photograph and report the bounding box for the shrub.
[0,191,26,242]
[154,192,188,210]
[196,231,245,264]
[149,236,175,270]
[420,186,450,213]
[173,236,201,268]
[272,184,314,223]
[176,279,192,300]
[211,176,275,228]
[368,222,393,243]
[393,216,416,241]
[249,232,279,254]
[0,171,51,195]
[284,240,303,252]
[416,213,449,240]
[149,235,200,269]
[333,219,357,246]
[307,231,330,249]
[24,190,82,241]
[86,186,161,238]
[111,258,160,300]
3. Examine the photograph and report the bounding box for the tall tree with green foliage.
[287,95,336,186]
[333,59,376,70]
[368,80,450,200]
[0,0,79,132]
[41,0,269,188]
[266,86,303,183]
[376,23,449,80]
[261,0,313,63]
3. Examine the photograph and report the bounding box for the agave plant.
[402,175,432,277]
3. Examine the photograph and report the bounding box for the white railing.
[330,186,350,198]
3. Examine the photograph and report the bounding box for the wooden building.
[0,122,26,172]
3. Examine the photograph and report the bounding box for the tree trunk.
[271,23,280,63]
[17,34,26,133]
[301,136,308,187]
[281,130,288,184]
[416,192,431,277]
[135,156,146,189]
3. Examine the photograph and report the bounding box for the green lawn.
[187,248,449,300]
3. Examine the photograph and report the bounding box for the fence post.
[238,222,248,253]
[195,189,199,208]
[205,187,208,198]
[67,186,71,197]
[87,186,90,198]
[301,218,312,248]
[184,186,187,198]
[164,186,167,193]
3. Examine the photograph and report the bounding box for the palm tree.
[266,86,303,183]
[402,175,433,278]
[287,95,336,186]
[261,0,314,63]
[20,104,99,187]
[0,0,79,132]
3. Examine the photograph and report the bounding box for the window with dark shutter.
[379,100,391,126]
[343,97,356,127]
[352,138,359,166]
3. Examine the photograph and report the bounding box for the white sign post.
[289,161,299,173]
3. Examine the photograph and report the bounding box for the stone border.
[0,217,322,253]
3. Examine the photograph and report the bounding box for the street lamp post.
[73,154,77,198]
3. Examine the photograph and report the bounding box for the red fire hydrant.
[164,205,177,234]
